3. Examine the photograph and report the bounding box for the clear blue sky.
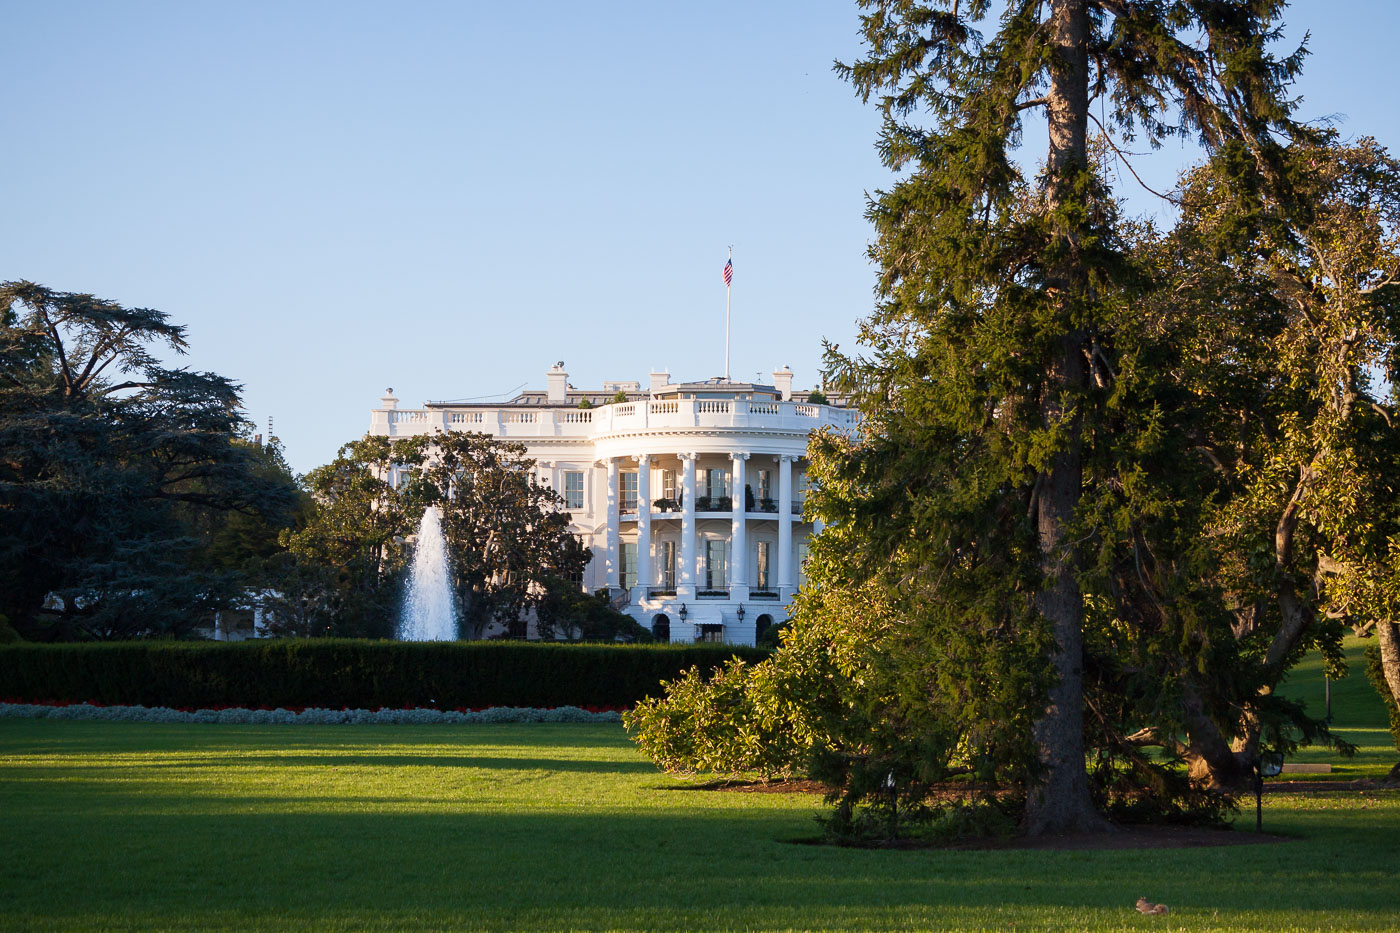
[4,1,1396,475]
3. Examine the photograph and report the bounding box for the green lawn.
[2,717,1398,932]
[1275,634,1398,780]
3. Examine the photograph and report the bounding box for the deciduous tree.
[402,431,591,639]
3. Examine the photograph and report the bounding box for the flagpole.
[724,246,732,381]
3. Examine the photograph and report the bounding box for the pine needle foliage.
[629,0,1343,840]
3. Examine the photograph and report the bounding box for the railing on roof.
[373,398,861,439]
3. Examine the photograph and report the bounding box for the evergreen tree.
[833,0,1305,832]
[0,281,299,638]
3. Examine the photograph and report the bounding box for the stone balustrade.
[373,399,860,439]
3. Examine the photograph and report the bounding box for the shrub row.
[0,640,772,711]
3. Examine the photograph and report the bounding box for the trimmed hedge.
[0,640,772,711]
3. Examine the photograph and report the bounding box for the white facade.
[368,364,859,646]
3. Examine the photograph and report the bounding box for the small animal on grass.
[1135,897,1169,915]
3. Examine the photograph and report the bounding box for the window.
[661,541,676,588]
[704,468,729,499]
[563,471,584,509]
[661,469,676,499]
[620,471,638,511]
[620,541,637,589]
[652,614,670,643]
[705,539,728,589]
[755,541,770,590]
[756,468,775,511]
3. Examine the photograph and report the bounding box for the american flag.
[722,258,733,287]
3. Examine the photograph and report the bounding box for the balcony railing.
[376,398,861,440]
[695,496,733,512]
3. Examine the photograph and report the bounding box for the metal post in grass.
[1255,751,1283,832]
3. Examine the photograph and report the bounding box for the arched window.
[754,614,774,642]
[652,614,670,644]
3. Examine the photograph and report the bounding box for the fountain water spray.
[398,505,457,640]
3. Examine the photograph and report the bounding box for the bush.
[0,641,770,711]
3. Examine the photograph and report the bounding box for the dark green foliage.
[0,282,302,640]
[184,437,309,575]
[403,431,591,639]
[754,618,785,649]
[628,0,1333,837]
[0,641,770,711]
[534,585,653,643]
[280,430,590,639]
[277,435,411,638]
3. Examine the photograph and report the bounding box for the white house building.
[368,363,860,645]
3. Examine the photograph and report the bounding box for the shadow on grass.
[3,805,1398,925]
[73,753,660,773]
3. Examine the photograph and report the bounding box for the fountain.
[398,505,458,640]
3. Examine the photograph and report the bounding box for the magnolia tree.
[285,431,592,639]
[397,431,592,639]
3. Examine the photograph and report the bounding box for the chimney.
[649,370,671,394]
[547,362,568,403]
[379,388,399,410]
[772,365,794,401]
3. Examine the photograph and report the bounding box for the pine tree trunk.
[1023,0,1108,836]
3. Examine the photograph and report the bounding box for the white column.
[778,454,795,598]
[636,455,652,596]
[730,452,748,600]
[604,458,620,590]
[680,452,697,598]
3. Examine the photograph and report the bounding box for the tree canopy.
[630,0,1400,839]
[0,281,301,639]
[282,431,592,639]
